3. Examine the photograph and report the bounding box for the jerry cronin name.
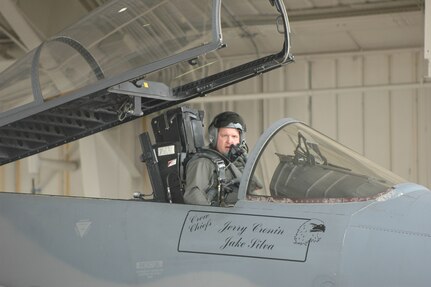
[217,221,285,236]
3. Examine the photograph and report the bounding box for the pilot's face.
[216,127,240,155]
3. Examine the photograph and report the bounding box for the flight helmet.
[208,111,246,149]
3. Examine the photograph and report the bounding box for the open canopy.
[0,0,293,165]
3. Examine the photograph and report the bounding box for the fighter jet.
[0,0,430,287]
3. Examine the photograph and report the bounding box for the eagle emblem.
[294,219,326,245]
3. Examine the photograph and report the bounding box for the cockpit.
[139,107,406,206]
[242,119,406,203]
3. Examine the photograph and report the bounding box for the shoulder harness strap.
[192,148,228,183]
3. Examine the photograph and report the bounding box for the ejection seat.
[139,106,205,203]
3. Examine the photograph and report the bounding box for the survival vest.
[182,147,242,206]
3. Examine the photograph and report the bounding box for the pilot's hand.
[228,143,248,172]
[228,143,247,161]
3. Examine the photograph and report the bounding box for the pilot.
[183,111,251,206]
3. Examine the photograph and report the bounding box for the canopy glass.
[0,0,292,165]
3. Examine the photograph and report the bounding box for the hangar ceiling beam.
[235,0,423,26]
[288,0,423,22]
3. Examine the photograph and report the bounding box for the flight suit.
[183,154,242,206]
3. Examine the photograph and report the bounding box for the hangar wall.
[0,47,430,197]
[196,47,431,186]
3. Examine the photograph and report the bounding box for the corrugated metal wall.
[1,47,430,196]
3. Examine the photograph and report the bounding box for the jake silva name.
[220,236,275,250]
